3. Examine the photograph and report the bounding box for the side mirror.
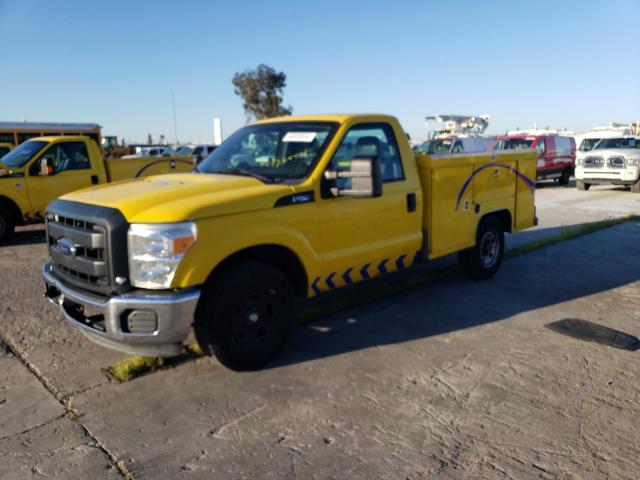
[324,157,382,198]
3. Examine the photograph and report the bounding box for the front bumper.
[43,262,200,357]
[575,165,640,185]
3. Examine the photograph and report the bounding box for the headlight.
[575,157,583,166]
[628,157,640,166]
[127,222,197,289]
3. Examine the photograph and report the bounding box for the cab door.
[25,140,98,215]
[313,123,422,294]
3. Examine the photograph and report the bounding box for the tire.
[631,180,640,194]
[0,205,15,244]
[576,180,590,191]
[194,261,295,371]
[558,168,570,186]
[458,216,504,280]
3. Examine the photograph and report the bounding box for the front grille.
[45,199,130,295]
[47,214,109,288]
[607,156,625,168]
[584,156,604,168]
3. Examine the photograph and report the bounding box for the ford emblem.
[57,237,77,257]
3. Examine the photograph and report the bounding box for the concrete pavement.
[0,184,639,479]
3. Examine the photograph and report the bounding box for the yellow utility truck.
[0,136,193,242]
[42,114,537,370]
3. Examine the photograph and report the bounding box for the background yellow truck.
[42,114,537,370]
[0,136,194,242]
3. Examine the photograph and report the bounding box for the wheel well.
[485,209,512,233]
[208,245,308,297]
[0,196,23,226]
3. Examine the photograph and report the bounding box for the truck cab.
[0,136,193,242]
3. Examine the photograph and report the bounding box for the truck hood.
[59,173,297,223]
[584,148,640,159]
[0,160,23,178]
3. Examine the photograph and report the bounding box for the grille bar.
[47,214,109,288]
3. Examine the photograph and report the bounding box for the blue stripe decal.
[325,272,336,289]
[455,163,535,210]
[378,259,388,275]
[311,277,321,295]
[395,254,406,270]
[360,263,371,279]
[342,268,353,285]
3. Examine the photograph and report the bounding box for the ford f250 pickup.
[42,114,537,370]
[0,136,194,242]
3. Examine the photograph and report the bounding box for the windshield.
[417,139,452,154]
[1,140,48,168]
[594,137,637,150]
[197,122,337,182]
[494,138,534,150]
[175,146,193,156]
[578,138,600,152]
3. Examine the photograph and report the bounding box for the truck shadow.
[268,221,639,369]
[1,227,46,246]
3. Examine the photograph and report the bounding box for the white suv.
[575,137,640,192]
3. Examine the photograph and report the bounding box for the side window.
[30,142,90,176]
[328,123,404,183]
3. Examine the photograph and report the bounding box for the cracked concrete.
[0,184,639,479]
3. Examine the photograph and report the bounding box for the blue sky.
[1,0,639,143]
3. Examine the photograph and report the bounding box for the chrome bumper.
[42,262,200,357]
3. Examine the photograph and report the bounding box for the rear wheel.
[631,180,640,193]
[458,216,504,280]
[558,168,571,186]
[194,261,295,371]
[576,180,590,191]
[0,205,15,244]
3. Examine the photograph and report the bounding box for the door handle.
[406,192,416,213]
[91,175,99,185]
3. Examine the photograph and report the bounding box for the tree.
[232,64,292,120]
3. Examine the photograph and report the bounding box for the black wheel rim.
[480,230,499,268]
[230,287,281,351]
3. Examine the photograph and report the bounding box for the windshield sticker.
[283,132,316,143]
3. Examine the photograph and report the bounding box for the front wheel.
[576,180,590,191]
[458,216,505,280]
[194,261,295,371]
[0,205,15,244]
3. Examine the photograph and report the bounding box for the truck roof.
[30,135,95,142]
[251,114,396,125]
[0,122,100,131]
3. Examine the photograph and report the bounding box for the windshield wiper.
[216,167,274,184]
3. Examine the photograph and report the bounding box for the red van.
[494,134,575,184]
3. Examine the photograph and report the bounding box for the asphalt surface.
[0,182,639,479]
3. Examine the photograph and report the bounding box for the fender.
[0,180,31,223]
[173,213,320,290]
